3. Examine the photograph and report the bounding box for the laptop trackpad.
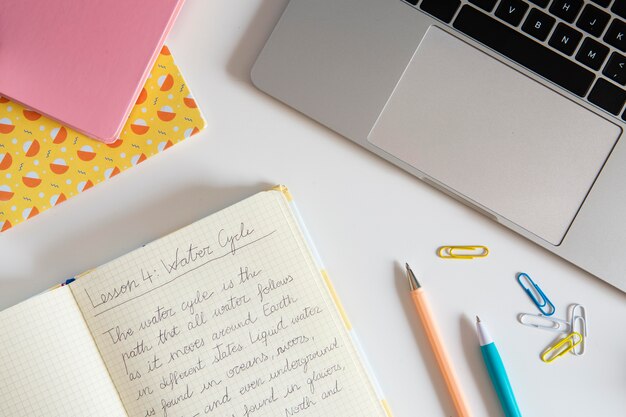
[367,26,621,245]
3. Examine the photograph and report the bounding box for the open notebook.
[0,186,391,417]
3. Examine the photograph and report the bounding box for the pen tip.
[476,316,481,323]
[405,262,420,290]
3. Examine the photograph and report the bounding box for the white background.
[1,1,625,416]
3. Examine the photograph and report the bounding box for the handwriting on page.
[83,223,268,317]
[74,220,355,417]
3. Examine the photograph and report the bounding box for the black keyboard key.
[523,8,556,41]
[549,23,583,55]
[530,0,549,7]
[591,0,611,7]
[420,0,461,23]
[604,19,626,51]
[576,37,610,70]
[603,52,626,85]
[469,0,498,12]
[588,78,626,114]
[453,6,595,97]
[612,0,626,20]
[496,0,530,26]
[576,4,610,37]
[550,0,583,23]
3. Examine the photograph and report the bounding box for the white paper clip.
[568,304,587,356]
[518,313,571,333]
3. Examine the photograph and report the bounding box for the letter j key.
[576,4,610,37]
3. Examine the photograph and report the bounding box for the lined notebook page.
[0,286,127,417]
[71,189,387,417]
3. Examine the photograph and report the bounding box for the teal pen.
[475,317,522,417]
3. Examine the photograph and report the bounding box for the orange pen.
[406,263,472,417]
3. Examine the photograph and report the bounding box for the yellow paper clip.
[541,332,583,363]
[437,246,489,259]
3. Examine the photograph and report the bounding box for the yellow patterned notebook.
[0,46,205,232]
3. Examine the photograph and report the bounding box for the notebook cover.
[0,0,185,143]
[0,46,206,233]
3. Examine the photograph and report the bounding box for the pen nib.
[405,263,421,291]
[476,316,481,323]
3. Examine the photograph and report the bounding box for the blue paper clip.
[517,273,555,316]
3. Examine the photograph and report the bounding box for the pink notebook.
[0,0,185,143]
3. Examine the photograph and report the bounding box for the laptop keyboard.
[403,0,626,120]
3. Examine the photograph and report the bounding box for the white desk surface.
[1,1,624,416]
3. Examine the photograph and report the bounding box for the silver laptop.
[252,0,626,292]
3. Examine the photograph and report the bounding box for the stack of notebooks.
[0,187,392,417]
[0,0,205,233]
[0,47,206,232]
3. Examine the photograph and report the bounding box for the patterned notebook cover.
[0,46,205,233]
